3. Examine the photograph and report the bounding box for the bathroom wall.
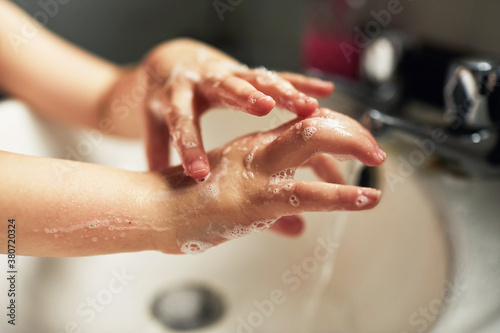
[9,0,500,71]
[4,0,500,105]
[10,0,304,71]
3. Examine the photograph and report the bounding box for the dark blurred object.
[10,0,304,70]
[151,284,224,330]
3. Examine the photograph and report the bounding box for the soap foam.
[222,225,253,239]
[356,195,369,207]
[255,66,279,85]
[270,168,296,185]
[301,127,317,141]
[244,146,258,170]
[87,220,109,229]
[316,117,352,137]
[258,131,278,145]
[289,195,300,207]
[180,241,212,254]
[250,219,276,232]
[184,141,197,148]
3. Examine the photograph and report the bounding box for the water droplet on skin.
[92,237,98,242]
[120,233,126,238]
[206,184,220,197]
[242,171,254,179]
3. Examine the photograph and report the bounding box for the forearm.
[0,0,121,130]
[0,150,180,256]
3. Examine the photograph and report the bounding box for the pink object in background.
[302,29,360,80]
[301,0,361,80]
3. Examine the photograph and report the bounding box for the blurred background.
[9,0,500,72]
[10,0,305,70]
[7,0,500,110]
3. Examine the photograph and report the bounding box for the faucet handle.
[444,59,500,131]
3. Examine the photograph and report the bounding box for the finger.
[279,72,334,97]
[305,154,346,184]
[145,96,171,171]
[312,108,380,147]
[268,181,381,214]
[268,215,305,237]
[236,68,319,116]
[164,78,210,179]
[261,117,386,173]
[200,75,275,116]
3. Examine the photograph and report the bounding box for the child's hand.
[152,108,386,254]
[131,39,334,179]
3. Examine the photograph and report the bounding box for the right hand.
[151,108,386,254]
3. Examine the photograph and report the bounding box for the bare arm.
[0,110,385,257]
[0,150,178,256]
[0,0,122,130]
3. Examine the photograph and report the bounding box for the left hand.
[137,39,334,178]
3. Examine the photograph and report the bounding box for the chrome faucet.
[357,34,500,177]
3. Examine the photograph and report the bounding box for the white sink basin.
[0,100,448,333]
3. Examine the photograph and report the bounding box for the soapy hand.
[138,39,334,179]
[152,108,386,254]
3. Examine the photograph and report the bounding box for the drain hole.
[151,284,224,330]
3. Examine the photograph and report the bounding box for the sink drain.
[151,284,224,330]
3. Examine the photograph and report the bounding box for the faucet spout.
[362,109,500,177]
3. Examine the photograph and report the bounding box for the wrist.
[97,65,146,138]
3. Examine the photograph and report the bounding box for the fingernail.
[250,92,267,104]
[361,188,381,200]
[376,146,387,161]
[189,160,208,175]
[356,188,381,207]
